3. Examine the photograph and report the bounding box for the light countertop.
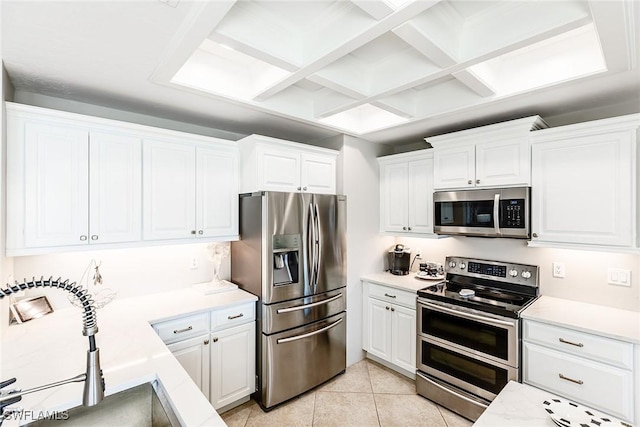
[1,287,257,426]
[360,271,442,293]
[522,295,640,344]
[473,381,565,427]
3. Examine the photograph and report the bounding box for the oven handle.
[493,193,501,236]
[276,317,343,344]
[420,301,516,328]
[276,293,342,314]
[417,372,489,409]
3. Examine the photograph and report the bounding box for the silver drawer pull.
[559,373,583,385]
[559,338,584,347]
[384,293,396,298]
[277,293,342,314]
[173,325,193,334]
[227,313,244,320]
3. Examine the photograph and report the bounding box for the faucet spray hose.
[0,276,98,337]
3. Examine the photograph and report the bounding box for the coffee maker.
[388,244,411,275]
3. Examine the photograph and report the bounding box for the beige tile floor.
[221,359,474,427]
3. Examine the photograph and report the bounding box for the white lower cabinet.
[167,335,211,401]
[210,322,255,409]
[153,302,256,411]
[523,319,635,423]
[362,281,416,377]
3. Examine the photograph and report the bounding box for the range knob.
[521,271,532,279]
[448,261,456,268]
[459,263,466,270]
[509,269,519,277]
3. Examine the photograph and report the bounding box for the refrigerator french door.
[231,192,347,410]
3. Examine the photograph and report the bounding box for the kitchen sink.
[24,381,179,427]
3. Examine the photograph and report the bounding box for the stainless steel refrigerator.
[231,191,347,410]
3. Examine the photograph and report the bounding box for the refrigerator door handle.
[307,202,317,289]
[276,317,343,344]
[276,293,343,314]
[313,202,321,289]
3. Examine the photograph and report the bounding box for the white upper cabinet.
[6,103,238,256]
[143,140,238,241]
[530,114,639,250]
[429,116,547,190]
[378,150,435,236]
[238,134,337,194]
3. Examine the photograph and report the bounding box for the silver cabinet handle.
[385,306,390,310]
[91,235,98,241]
[402,226,407,230]
[204,339,210,345]
[303,187,307,191]
[384,293,396,298]
[467,180,472,185]
[391,307,395,311]
[407,227,412,231]
[173,326,193,334]
[198,230,203,235]
[277,318,343,344]
[190,230,196,235]
[559,373,583,385]
[213,337,218,343]
[476,179,480,184]
[277,293,342,314]
[532,233,538,238]
[80,235,87,241]
[559,338,584,347]
[297,186,302,191]
[227,313,244,320]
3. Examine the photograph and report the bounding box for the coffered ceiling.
[1,1,639,145]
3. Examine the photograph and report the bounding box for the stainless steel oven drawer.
[416,371,488,422]
[261,311,346,409]
[262,288,345,334]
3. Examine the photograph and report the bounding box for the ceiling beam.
[589,0,637,71]
[252,0,442,102]
[350,0,394,20]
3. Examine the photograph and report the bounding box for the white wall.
[398,236,640,312]
[11,242,228,309]
[339,135,394,366]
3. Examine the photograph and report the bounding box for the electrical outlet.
[608,268,631,287]
[190,257,199,270]
[552,262,565,278]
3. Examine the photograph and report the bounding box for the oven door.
[417,299,518,367]
[417,336,517,402]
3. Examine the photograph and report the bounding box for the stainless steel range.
[416,256,539,421]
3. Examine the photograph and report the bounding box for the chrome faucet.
[0,277,105,421]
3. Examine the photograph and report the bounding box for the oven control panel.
[445,256,538,286]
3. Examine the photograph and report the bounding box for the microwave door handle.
[493,193,501,236]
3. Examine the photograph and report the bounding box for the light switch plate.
[608,268,631,287]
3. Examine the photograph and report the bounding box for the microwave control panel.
[501,199,525,228]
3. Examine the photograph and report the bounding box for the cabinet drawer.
[211,302,256,331]
[367,283,415,308]
[154,312,210,345]
[523,342,634,422]
[523,320,633,369]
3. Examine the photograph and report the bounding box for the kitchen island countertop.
[1,287,257,426]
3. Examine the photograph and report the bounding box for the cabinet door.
[365,298,392,361]
[256,146,301,192]
[433,145,475,189]
[391,305,416,373]
[475,139,529,187]
[380,162,408,233]
[168,335,211,400]
[210,322,255,409]
[407,158,433,234]
[196,147,238,238]
[143,140,196,240]
[24,122,89,247]
[89,132,142,244]
[300,153,336,194]
[531,131,633,246]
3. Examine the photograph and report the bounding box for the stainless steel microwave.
[433,187,530,238]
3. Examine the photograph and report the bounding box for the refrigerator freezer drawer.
[261,311,346,409]
[262,288,345,334]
